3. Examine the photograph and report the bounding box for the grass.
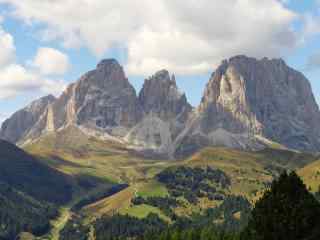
[23,127,319,224]
[25,126,174,185]
[298,159,320,192]
[83,186,135,223]
[17,232,36,240]
[137,180,169,198]
[120,204,170,222]
[183,147,317,198]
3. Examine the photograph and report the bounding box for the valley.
[1,55,320,240]
[10,125,317,239]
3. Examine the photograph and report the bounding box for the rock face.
[126,70,192,157]
[29,59,143,142]
[175,55,320,157]
[52,59,142,130]
[2,56,320,158]
[139,70,191,121]
[0,95,56,143]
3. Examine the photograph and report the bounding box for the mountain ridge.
[2,55,320,158]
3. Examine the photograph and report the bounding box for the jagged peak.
[212,55,289,79]
[144,69,179,91]
[154,69,170,77]
[218,55,287,67]
[75,58,130,87]
[96,58,121,70]
[147,69,173,82]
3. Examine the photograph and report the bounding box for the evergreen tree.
[315,185,320,201]
[241,171,320,240]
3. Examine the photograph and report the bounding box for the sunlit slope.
[23,126,318,224]
[184,147,317,197]
[0,139,73,204]
[74,145,317,222]
[24,126,174,183]
[298,159,320,192]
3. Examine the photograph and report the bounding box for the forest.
[60,171,320,240]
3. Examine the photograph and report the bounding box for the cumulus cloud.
[0,26,15,66]
[302,14,320,39]
[0,0,299,76]
[32,47,70,75]
[0,64,66,99]
[0,23,67,99]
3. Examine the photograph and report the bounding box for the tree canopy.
[241,171,320,240]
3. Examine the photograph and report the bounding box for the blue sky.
[0,0,319,123]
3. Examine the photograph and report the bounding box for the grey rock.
[126,70,192,157]
[43,59,141,137]
[0,95,56,143]
[139,69,192,122]
[176,55,320,157]
[3,56,320,158]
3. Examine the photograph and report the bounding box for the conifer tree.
[241,171,320,240]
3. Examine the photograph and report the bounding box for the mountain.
[0,139,72,204]
[126,70,192,157]
[175,55,320,157]
[1,56,320,158]
[0,140,73,239]
[0,95,56,143]
[18,59,143,144]
[138,70,191,120]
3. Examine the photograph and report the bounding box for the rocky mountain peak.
[96,58,120,69]
[149,69,175,83]
[194,55,320,152]
[139,69,191,119]
[0,95,56,143]
[3,56,320,158]
[77,58,129,90]
[45,59,142,134]
[126,70,192,157]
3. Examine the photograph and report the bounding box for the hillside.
[31,134,314,225]
[298,159,320,192]
[58,145,319,239]
[0,182,57,240]
[24,126,175,184]
[0,140,74,239]
[10,126,316,239]
[18,103,318,236]
[0,139,73,204]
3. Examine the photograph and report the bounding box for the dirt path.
[41,184,121,240]
[47,207,71,240]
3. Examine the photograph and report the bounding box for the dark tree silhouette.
[241,171,320,240]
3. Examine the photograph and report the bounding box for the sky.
[0,0,319,124]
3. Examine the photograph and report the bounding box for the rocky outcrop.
[0,95,56,143]
[126,70,192,156]
[2,56,320,158]
[138,70,191,121]
[24,59,143,142]
[175,55,320,157]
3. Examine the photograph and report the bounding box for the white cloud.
[0,26,15,66]
[302,13,320,38]
[0,0,299,76]
[0,23,67,99]
[0,64,65,99]
[32,47,70,75]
